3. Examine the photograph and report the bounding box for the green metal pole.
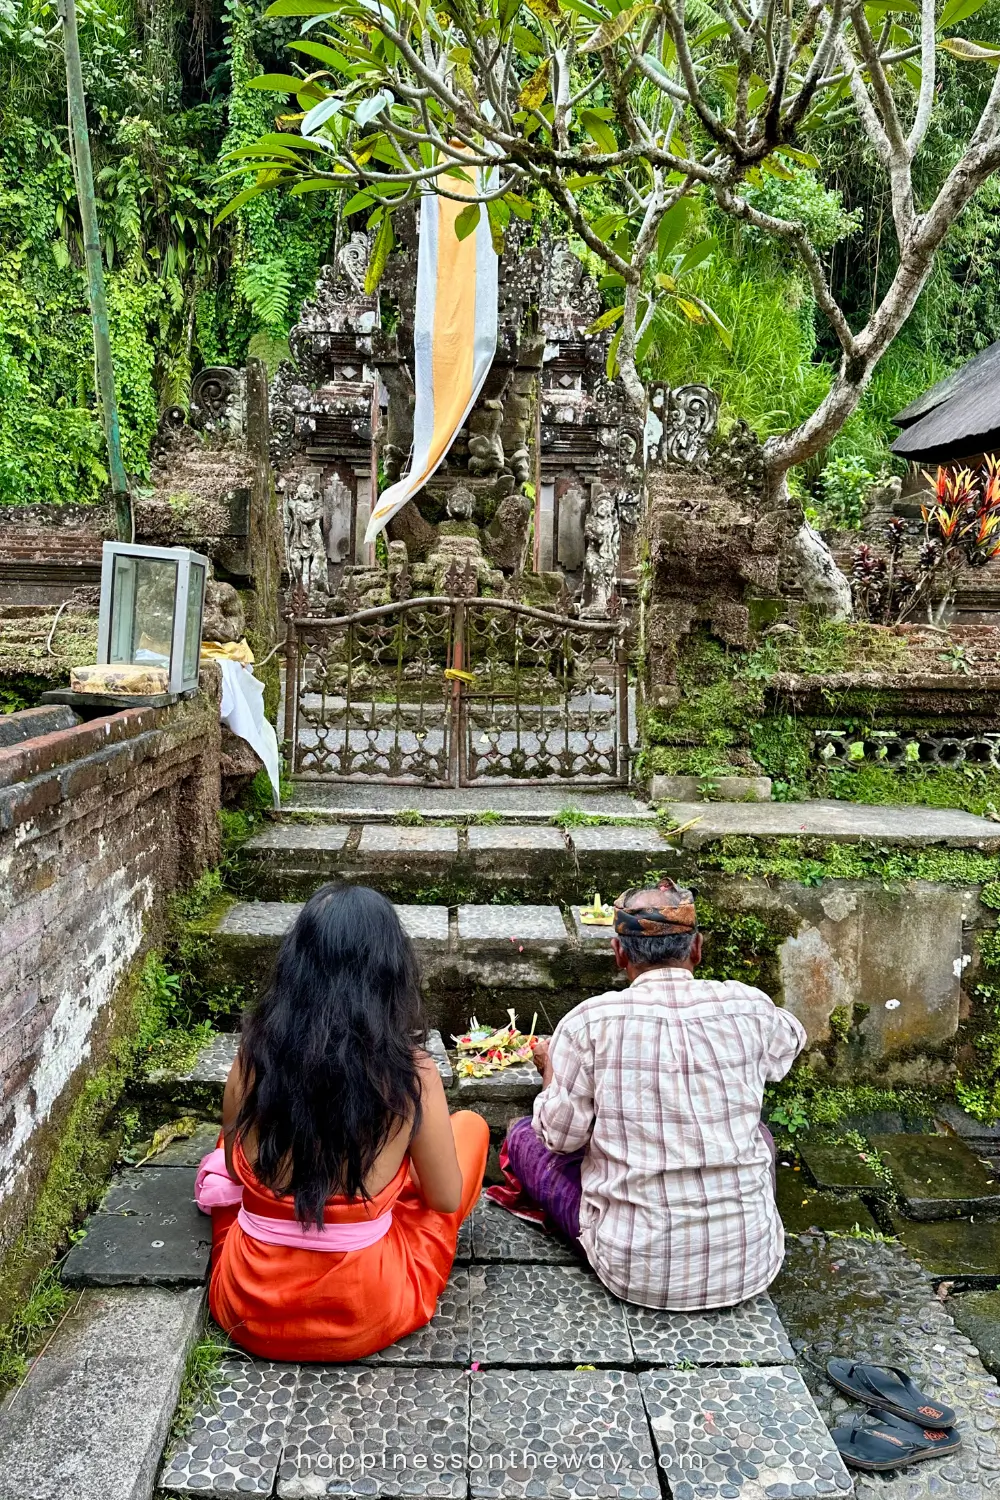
[57,0,132,541]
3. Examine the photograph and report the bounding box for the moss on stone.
[697,837,999,888]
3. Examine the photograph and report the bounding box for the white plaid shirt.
[532,967,806,1310]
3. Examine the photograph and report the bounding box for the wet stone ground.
[771,1234,1000,1500]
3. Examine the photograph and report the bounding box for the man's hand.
[530,1038,550,1078]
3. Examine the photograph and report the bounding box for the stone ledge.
[663,798,1000,850]
[0,1286,204,1500]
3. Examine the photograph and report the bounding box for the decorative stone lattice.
[469,1369,660,1500]
[159,1358,298,1496]
[815,727,1000,770]
[468,1264,632,1366]
[277,1367,468,1499]
[625,1294,795,1367]
[640,1367,853,1500]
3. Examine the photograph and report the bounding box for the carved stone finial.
[647,383,720,467]
[446,484,476,522]
[582,481,620,617]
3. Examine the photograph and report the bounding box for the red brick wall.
[0,680,221,1255]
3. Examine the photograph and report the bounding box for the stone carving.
[190,366,243,435]
[285,481,329,597]
[499,370,534,487]
[583,482,620,616]
[647,384,720,466]
[468,397,506,476]
[337,232,369,296]
[387,539,412,601]
[446,485,476,522]
[485,490,532,574]
[379,364,416,483]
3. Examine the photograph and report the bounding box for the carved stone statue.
[468,397,505,476]
[583,482,620,616]
[647,384,720,466]
[499,369,534,487]
[379,364,416,483]
[446,484,476,522]
[285,481,329,597]
[202,579,246,644]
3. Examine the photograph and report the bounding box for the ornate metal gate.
[282,597,632,787]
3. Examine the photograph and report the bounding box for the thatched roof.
[891,341,1000,463]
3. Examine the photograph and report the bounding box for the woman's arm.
[407,1052,463,1213]
[221,1052,248,1181]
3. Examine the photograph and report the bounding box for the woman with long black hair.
[197,883,489,1360]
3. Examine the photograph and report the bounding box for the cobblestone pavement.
[160,1205,851,1500]
[772,1233,1000,1500]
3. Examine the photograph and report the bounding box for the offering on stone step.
[452,1008,539,1078]
[580,893,614,925]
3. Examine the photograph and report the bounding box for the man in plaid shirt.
[499,881,806,1311]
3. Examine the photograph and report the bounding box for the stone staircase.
[7,795,1000,1500]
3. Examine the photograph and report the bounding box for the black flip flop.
[826,1359,957,1427]
[832,1411,962,1472]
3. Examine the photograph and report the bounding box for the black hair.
[236,883,426,1225]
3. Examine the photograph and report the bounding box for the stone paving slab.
[663,798,1000,849]
[245,824,349,853]
[567,826,666,852]
[360,1269,469,1365]
[467,826,567,851]
[469,1264,632,1366]
[775,1165,879,1236]
[889,1214,1000,1280]
[773,1234,1000,1500]
[0,1286,204,1500]
[358,825,459,853]
[173,1029,453,1090]
[63,1167,211,1287]
[625,1293,795,1367]
[797,1139,885,1194]
[570,905,619,945]
[470,1201,576,1263]
[144,1121,222,1168]
[284,783,652,818]
[159,1356,298,1497]
[453,1061,542,1106]
[469,1368,659,1500]
[276,1366,469,1498]
[872,1133,1000,1219]
[458,905,568,942]
[640,1366,853,1500]
[216,901,451,946]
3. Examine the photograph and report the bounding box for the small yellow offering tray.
[452,1009,539,1078]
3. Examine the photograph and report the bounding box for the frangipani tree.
[222,0,1000,612]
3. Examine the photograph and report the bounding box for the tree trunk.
[790,519,854,619]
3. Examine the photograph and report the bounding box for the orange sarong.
[208,1110,489,1362]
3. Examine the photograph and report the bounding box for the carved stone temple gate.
[282,595,631,788]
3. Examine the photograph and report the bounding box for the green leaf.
[454,202,481,239]
[504,192,535,219]
[289,39,355,69]
[775,145,820,167]
[365,211,394,293]
[524,0,561,21]
[640,52,674,85]
[939,33,1000,57]
[289,175,353,193]
[677,235,716,275]
[486,198,509,254]
[674,295,707,324]
[214,182,281,226]
[938,0,988,29]
[581,110,618,153]
[513,23,545,52]
[656,200,690,260]
[265,0,336,14]
[579,1,651,52]
[564,173,603,189]
[343,187,376,213]
[606,322,623,379]
[245,73,305,91]
[692,295,732,350]
[585,304,624,333]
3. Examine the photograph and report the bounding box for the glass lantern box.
[97,542,208,695]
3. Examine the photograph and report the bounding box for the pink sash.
[195,1148,393,1252]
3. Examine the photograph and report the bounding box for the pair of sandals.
[826,1360,961,1473]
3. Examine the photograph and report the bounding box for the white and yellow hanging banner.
[364,165,499,543]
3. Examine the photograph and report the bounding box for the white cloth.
[217,658,281,808]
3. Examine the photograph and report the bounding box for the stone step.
[283,781,653,820]
[872,1132,1000,1220]
[145,1029,544,1139]
[0,1285,204,1500]
[662,797,1000,850]
[235,820,677,903]
[158,1231,846,1500]
[194,899,623,1035]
